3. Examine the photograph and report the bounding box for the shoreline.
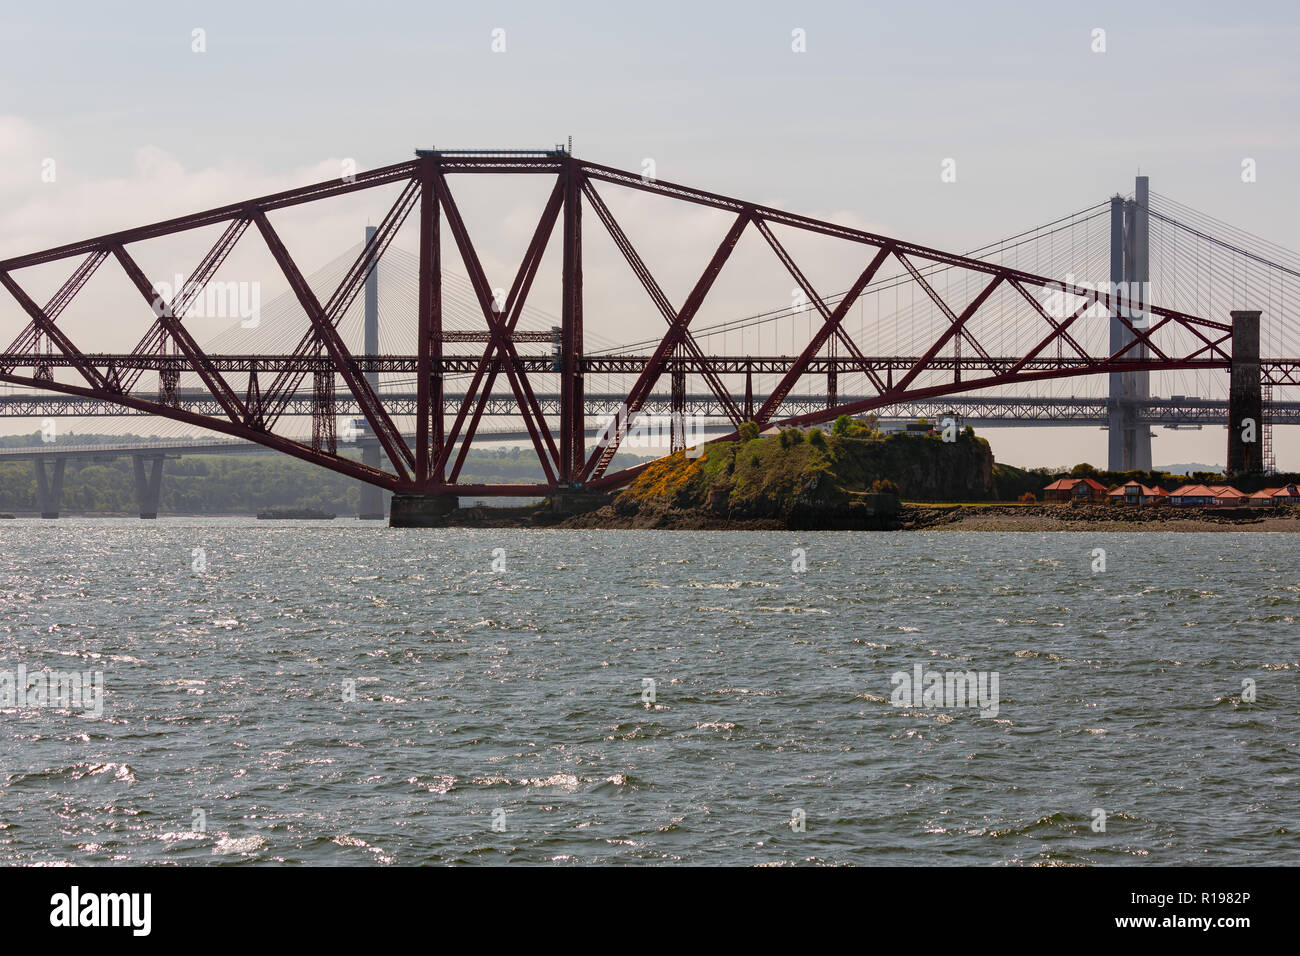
[556,502,1300,532]
[902,504,1300,532]
[7,505,1300,532]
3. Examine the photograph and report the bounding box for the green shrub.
[808,428,826,448]
[738,421,760,442]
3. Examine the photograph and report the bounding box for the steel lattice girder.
[5,391,1299,427]
[0,151,1282,495]
[11,351,1299,379]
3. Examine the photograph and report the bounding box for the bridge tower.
[358,225,386,519]
[1107,175,1153,472]
[1227,310,1262,475]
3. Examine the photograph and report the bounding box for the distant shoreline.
[902,504,1300,532]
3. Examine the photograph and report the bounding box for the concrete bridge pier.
[358,439,385,519]
[358,224,386,521]
[132,454,167,519]
[1228,310,1263,475]
[34,456,66,518]
[388,494,458,527]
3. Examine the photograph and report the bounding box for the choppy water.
[0,519,1295,865]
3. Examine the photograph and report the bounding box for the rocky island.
[381,419,1300,532]
[563,419,992,530]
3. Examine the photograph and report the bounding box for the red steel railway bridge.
[1,147,1295,519]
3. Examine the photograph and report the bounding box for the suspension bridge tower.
[1107,175,1153,472]
[358,225,387,519]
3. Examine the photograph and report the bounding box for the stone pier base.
[547,492,612,515]
[389,495,459,527]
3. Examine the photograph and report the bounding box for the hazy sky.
[1,0,1297,468]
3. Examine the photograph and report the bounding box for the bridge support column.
[1228,310,1262,475]
[389,494,458,527]
[34,456,66,519]
[670,356,685,452]
[559,153,584,484]
[1106,194,1128,470]
[358,440,385,519]
[1107,179,1153,472]
[131,454,166,519]
[359,225,386,519]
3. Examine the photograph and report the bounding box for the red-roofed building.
[1273,484,1300,503]
[1043,477,1109,503]
[1209,485,1247,506]
[1170,483,1247,507]
[1250,484,1300,504]
[1169,484,1217,507]
[1042,478,1073,502]
[1107,483,1170,506]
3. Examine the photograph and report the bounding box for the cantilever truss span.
[0,150,1281,496]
